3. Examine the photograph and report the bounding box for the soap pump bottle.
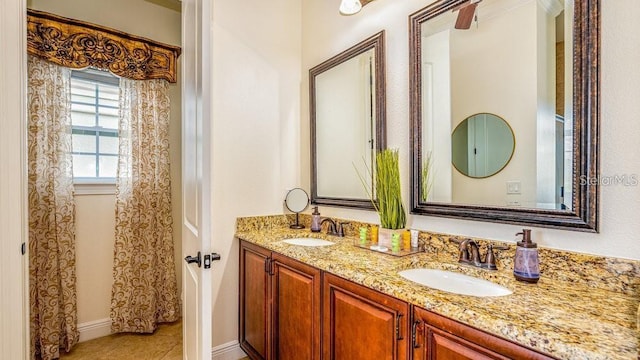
[513,229,540,283]
[311,207,321,232]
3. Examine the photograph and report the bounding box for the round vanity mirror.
[284,188,309,229]
[451,113,515,178]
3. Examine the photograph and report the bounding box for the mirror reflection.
[420,0,573,210]
[451,113,514,179]
[311,31,386,209]
[316,48,375,199]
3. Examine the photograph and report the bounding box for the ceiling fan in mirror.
[453,0,482,29]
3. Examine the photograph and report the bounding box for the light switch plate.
[506,181,521,194]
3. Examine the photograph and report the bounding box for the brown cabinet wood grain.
[240,240,557,360]
[271,253,321,360]
[323,273,410,360]
[239,241,271,360]
[412,306,556,360]
[239,240,321,360]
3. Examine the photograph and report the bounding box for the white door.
[182,0,214,359]
[0,0,29,359]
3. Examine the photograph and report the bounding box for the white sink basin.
[281,238,335,247]
[398,269,512,297]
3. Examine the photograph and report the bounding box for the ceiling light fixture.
[339,0,363,16]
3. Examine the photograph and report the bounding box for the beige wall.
[210,0,302,347]
[301,0,640,260]
[448,1,538,207]
[28,0,182,325]
[73,195,116,323]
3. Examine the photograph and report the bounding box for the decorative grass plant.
[355,148,406,230]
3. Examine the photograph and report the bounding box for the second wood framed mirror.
[409,0,599,231]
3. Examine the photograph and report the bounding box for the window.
[70,69,120,183]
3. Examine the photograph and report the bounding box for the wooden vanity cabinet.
[323,273,410,360]
[239,240,321,360]
[270,252,321,360]
[239,241,271,360]
[240,240,553,360]
[411,306,556,360]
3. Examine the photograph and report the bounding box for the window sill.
[74,182,116,196]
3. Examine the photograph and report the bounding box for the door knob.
[203,252,221,269]
[185,251,202,267]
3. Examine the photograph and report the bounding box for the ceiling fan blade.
[455,2,479,29]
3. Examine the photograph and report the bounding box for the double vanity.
[236,215,639,360]
[235,1,638,359]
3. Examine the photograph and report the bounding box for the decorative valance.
[27,9,181,83]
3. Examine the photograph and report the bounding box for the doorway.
[25,0,183,358]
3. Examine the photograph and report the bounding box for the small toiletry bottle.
[370,226,378,245]
[513,229,540,283]
[359,227,368,245]
[402,230,411,251]
[410,229,419,249]
[391,233,401,252]
[311,207,321,232]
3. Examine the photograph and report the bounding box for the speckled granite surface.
[236,215,640,360]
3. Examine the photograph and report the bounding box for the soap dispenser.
[513,229,540,283]
[311,206,321,232]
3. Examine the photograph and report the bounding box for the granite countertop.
[236,223,639,360]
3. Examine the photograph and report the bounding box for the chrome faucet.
[451,238,508,270]
[320,218,349,237]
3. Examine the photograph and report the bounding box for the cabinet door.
[412,306,556,360]
[423,325,508,360]
[239,241,271,360]
[271,253,321,360]
[323,273,410,360]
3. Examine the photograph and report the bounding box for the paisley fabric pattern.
[110,78,180,333]
[27,56,79,360]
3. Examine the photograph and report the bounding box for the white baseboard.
[211,340,247,360]
[77,318,111,343]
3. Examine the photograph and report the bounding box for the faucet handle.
[483,244,509,270]
[336,222,350,237]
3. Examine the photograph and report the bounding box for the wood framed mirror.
[409,0,599,231]
[310,31,386,210]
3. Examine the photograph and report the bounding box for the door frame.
[1,1,212,358]
[0,0,29,359]
[181,0,214,358]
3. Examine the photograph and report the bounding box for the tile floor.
[60,321,182,360]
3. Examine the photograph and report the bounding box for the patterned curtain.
[27,56,79,360]
[110,78,180,333]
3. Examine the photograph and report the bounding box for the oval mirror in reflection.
[284,188,309,229]
[451,113,515,178]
